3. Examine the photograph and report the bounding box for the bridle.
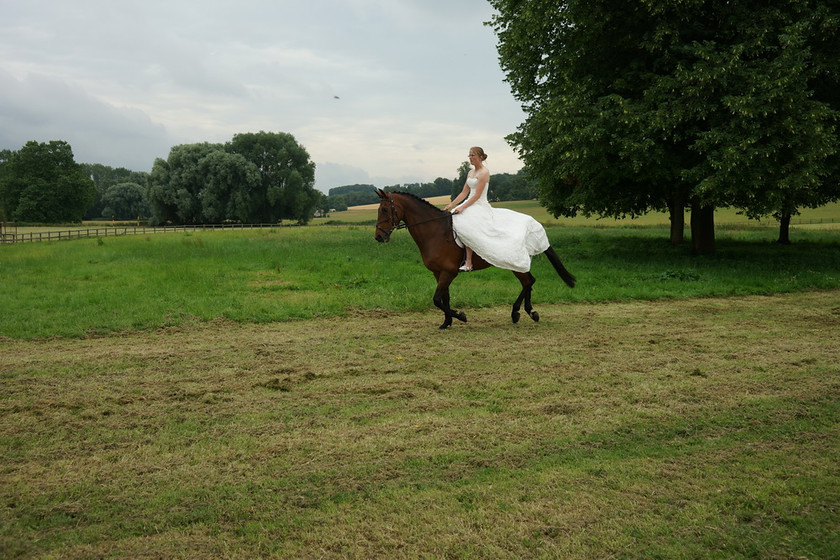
[375,192,404,237]
[375,192,451,238]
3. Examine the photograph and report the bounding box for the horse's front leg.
[433,271,467,329]
[511,272,539,323]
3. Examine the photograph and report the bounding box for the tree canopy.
[82,163,149,220]
[490,0,840,252]
[147,132,319,225]
[100,182,150,221]
[226,131,319,224]
[0,140,96,223]
[323,168,536,211]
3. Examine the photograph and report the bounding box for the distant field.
[318,199,840,228]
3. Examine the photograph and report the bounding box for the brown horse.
[374,189,576,329]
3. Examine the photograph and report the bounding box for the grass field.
[1,216,839,558]
[1,222,839,339]
[1,292,838,558]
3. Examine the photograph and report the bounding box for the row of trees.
[82,164,150,221]
[327,169,538,211]
[0,142,157,223]
[0,132,327,225]
[330,177,459,209]
[2,134,536,225]
[490,0,840,251]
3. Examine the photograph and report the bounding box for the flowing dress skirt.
[452,179,549,273]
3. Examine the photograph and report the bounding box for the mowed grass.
[1,221,839,339]
[0,292,838,558]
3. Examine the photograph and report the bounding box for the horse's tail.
[544,246,576,288]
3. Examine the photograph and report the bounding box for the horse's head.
[374,189,402,243]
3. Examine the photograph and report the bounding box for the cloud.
[0,70,173,170]
[0,0,525,185]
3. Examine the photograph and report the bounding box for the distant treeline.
[1,137,535,224]
[327,171,537,210]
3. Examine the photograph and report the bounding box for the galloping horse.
[374,189,576,329]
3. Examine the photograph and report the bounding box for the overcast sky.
[0,0,527,192]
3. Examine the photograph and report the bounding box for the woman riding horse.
[374,188,575,329]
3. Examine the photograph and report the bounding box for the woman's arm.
[444,183,470,211]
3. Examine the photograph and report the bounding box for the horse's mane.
[389,190,446,214]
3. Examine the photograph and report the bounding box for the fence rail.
[790,217,840,225]
[0,223,286,244]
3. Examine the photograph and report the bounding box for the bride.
[444,146,550,273]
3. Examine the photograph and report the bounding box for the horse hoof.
[439,322,451,330]
[512,311,520,323]
[531,311,540,322]
[457,312,467,323]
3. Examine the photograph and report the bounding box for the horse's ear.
[376,189,386,199]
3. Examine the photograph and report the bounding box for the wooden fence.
[0,223,285,244]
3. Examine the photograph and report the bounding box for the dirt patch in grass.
[1,291,838,558]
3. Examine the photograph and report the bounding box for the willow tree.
[226,131,319,224]
[147,132,318,225]
[489,0,839,253]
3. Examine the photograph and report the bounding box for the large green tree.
[197,150,261,223]
[100,182,150,221]
[82,163,149,220]
[226,131,319,224]
[490,0,840,253]
[148,132,317,225]
[148,143,223,224]
[0,140,96,223]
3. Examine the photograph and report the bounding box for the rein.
[394,214,450,230]
[376,193,452,236]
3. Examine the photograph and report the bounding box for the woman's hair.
[470,146,488,161]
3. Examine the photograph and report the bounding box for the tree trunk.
[668,198,685,246]
[777,213,792,244]
[690,204,716,254]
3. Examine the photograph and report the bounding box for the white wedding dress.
[451,177,550,273]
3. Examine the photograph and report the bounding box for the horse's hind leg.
[512,271,539,323]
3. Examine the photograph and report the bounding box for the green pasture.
[1,220,839,339]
